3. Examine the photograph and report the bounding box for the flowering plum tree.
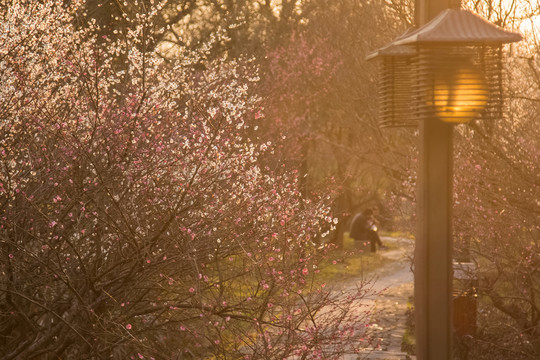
[0,1,375,359]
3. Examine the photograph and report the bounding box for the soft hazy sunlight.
[467,0,540,47]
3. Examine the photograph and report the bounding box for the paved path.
[342,236,416,360]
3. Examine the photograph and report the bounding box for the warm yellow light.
[432,64,489,123]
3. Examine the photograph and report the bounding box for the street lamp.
[370,9,521,126]
[368,7,521,360]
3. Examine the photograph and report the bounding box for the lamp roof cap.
[366,27,416,60]
[393,9,522,45]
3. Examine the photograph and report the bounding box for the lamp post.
[368,1,521,359]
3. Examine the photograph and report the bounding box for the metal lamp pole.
[415,0,458,359]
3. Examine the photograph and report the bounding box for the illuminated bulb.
[432,64,489,123]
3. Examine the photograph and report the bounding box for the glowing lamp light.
[430,61,489,123]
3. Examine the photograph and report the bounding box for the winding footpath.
[343,236,416,360]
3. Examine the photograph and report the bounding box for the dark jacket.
[349,214,369,240]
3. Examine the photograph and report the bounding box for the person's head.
[362,208,373,217]
[371,206,380,216]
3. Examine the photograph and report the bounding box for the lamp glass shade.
[431,62,489,123]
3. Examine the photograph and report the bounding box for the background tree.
[442,1,540,358]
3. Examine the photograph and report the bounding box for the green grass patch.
[382,230,415,240]
[317,233,394,283]
[401,296,416,355]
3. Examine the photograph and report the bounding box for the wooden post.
[414,0,460,359]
